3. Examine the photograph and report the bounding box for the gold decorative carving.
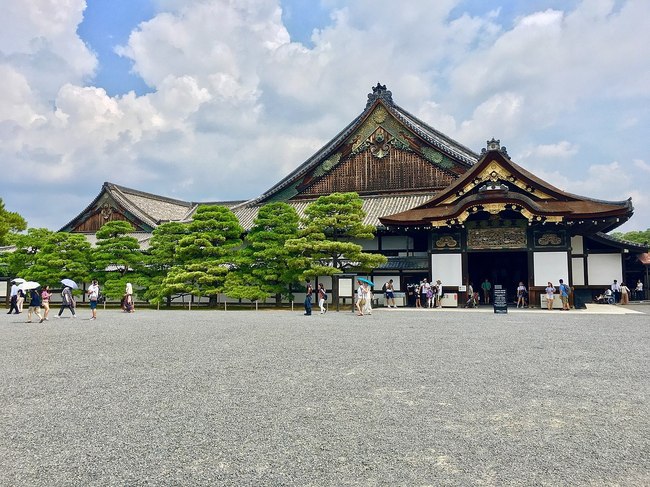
[100,203,114,220]
[467,227,527,249]
[435,235,458,248]
[372,106,387,123]
[537,233,562,246]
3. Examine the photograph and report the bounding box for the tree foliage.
[162,205,243,305]
[0,198,27,246]
[285,192,386,303]
[610,228,650,245]
[225,202,301,303]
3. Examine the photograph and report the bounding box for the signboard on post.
[493,286,508,314]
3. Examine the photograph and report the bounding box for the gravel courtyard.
[1,307,648,486]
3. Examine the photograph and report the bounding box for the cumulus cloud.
[0,0,648,232]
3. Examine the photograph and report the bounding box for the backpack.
[382,282,387,293]
[323,292,328,300]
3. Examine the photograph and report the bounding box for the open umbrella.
[11,278,26,284]
[61,278,78,289]
[18,281,40,291]
[357,277,375,286]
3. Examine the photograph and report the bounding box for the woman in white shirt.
[516,282,527,308]
[545,282,555,310]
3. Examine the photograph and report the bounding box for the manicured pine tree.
[139,221,189,306]
[3,228,54,280]
[162,205,243,308]
[225,202,301,305]
[285,192,387,308]
[92,221,144,300]
[25,232,92,288]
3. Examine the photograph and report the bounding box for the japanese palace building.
[62,84,648,305]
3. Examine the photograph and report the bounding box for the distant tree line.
[0,193,386,306]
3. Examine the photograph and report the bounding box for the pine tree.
[225,202,301,304]
[285,192,387,308]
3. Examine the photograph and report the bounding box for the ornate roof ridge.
[236,84,479,209]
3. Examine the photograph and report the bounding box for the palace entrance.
[467,251,528,304]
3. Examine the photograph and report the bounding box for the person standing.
[620,282,631,305]
[7,280,19,314]
[27,288,43,323]
[303,279,313,316]
[420,279,429,309]
[635,279,643,301]
[16,288,25,313]
[558,279,571,310]
[385,279,395,308]
[435,279,443,308]
[611,279,621,303]
[481,278,492,304]
[516,281,527,308]
[363,283,373,315]
[545,282,556,310]
[57,285,76,318]
[41,286,52,321]
[317,283,327,314]
[87,280,100,320]
[355,280,366,316]
[124,282,134,313]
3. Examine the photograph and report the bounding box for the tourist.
[611,279,621,303]
[435,279,443,308]
[481,278,492,304]
[385,279,395,308]
[87,279,100,320]
[516,281,527,308]
[57,285,76,318]
[124,282,134,313]
[355,280,365,316]
[363,283,373,315]
[635,279,643,301]
[558,279,571,310]
[41,285,52,321]
[620,282,630,305]
[7,280,19,314]
[420,279,429,309]
[26,288,43,323]
[545,282,556,310]
[16,288,25,313]
[317,283,327,314]
[304,278,313,316]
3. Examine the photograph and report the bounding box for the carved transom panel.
[467,227,527,249]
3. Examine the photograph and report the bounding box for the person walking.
[7,280,19,314]
[41,285,52,321]
[303,278,313,316]
[355,280,366,316]
[57,285,76,318]
[558,279,571,310]
[363,283,373,315]
[620,282,631,305]
[317,283,327,314]
[16,288,25,313]
[545,282,556,310]
[26,288,44,323]
[87,280,100,320]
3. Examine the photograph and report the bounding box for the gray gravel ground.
[1,307,648,486]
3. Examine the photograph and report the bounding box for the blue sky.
[1,0,648,232]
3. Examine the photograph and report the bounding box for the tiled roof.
[232,193,436,231]
[110,184,194,223]
[376,256,429,270]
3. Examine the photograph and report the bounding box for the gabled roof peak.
[366,83,394,108]
[481,138,510,158]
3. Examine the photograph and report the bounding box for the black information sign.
[493,287,508,314]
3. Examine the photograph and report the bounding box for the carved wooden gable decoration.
[262,84,478,204]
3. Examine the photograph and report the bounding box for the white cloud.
[0,0,649,233]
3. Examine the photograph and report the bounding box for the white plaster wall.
[533,251,569,286]
[572,257,585,285]
[431,253,463,287]
[587,254,622,286]
[571,236,584,255]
